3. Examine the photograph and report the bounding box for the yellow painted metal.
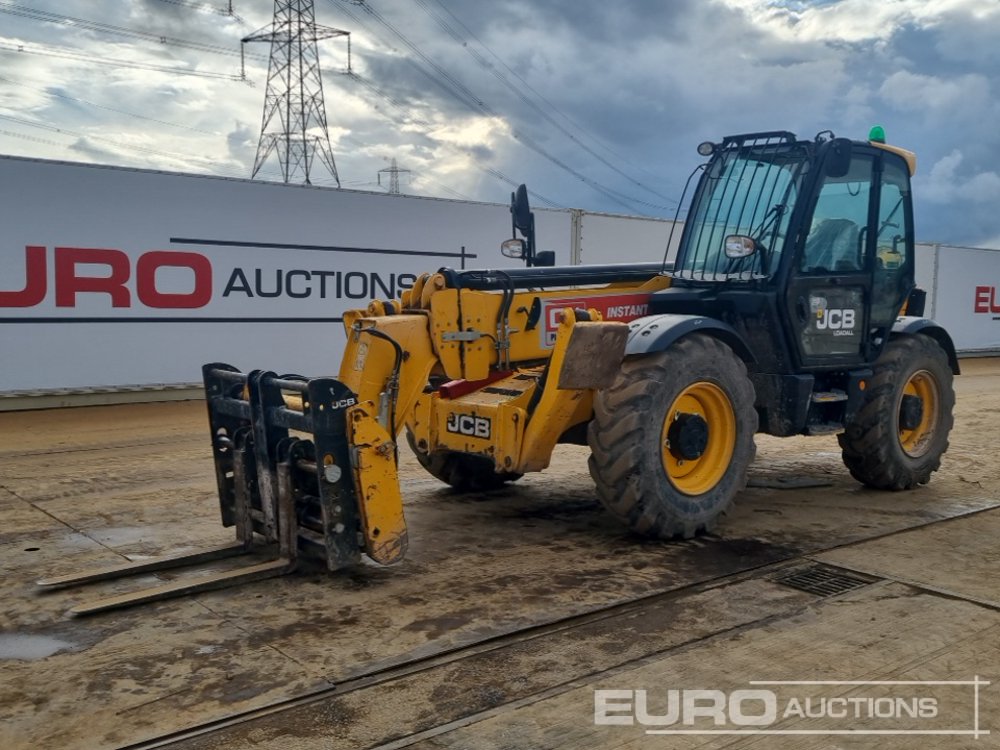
[517,308,611,473]
[333,267,669,549]
[336,313,438,423]
[899,369,940,457]
[659,382,736,496]
[427,279,667,381]
[407,390,436,456]
[421,272,447,309]
[326,313,440,563]
[281,392,304,412]
[409,272,430,307]
[347,402,407,564]
[407,369,538,473]
[440,397,527,472]
[427,288,464,380]
[870,141,917,176]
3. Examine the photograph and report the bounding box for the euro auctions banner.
[0,156,569,391]
[925,244,1000,353]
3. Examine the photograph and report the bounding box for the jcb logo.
[446,413,491,439]
[816,308,856,331]
[329,397,357,410]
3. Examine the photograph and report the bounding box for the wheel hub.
[667,412,710,460]
[660,381,737,497]
[899,394,924,432]
[899,369,940,458]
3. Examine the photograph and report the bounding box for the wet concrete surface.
[0,358,998,749]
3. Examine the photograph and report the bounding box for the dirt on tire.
[588,334,758,539]
[839,334,955,489]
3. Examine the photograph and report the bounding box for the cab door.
[784,149,876,368]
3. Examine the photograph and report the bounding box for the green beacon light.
[869,125,886,143]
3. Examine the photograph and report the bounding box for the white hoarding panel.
[925,244,1000,353]
[576,212,680,265]
[0,156,570,391]
[914,243,939,319]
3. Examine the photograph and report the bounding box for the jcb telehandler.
[42,128,958,615]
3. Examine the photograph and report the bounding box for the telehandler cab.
[41,128,957,615]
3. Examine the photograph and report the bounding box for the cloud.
[923,150,1000,205]
[878,71,993,119]
[1,0,1000,244]
[226,120,256,168]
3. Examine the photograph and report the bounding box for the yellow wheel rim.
[660,382,736,496]
[899,370,939,458]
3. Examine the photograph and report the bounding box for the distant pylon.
[377,158,411,195]
[242,1,348,186]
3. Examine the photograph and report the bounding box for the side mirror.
[501,239,526,259]
[724,235,758,259]
[511,184,532,235]
[824,137,853,178]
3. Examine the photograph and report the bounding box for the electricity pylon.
[242,0,348,185]
[377,158,411,195]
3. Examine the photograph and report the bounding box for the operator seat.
[802,218,861,273]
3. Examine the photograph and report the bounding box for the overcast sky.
[1,0,998,246]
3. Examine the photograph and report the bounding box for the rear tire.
[838,335,954,489]
[588,334,757,539]
[405,429,522,491]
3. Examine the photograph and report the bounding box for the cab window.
[800,154,874,274]
[871,156,912,323]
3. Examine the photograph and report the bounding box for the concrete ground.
[0,359,998,749]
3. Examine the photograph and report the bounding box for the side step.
[810,390,848,403]
[36,364,364,616]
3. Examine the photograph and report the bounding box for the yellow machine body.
[324,272,669,560]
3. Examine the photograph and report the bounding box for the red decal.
[974,286,1000,314]
[0,246,46,307]
[55,247,131,308]
[137,251,212,309]
[541,292,652,346]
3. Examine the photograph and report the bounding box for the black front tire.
[587,334,757,539]
[839,335,954,490]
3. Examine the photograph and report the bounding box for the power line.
[0,2,262,62]
[0,113,215,163]
[414,175,473,201]
[0,41,245,81]
[0,112,299,183]
[0,128,66,148]
[152,0,248,26]
[426,0,671,190]
[480,166,563,208]
[327,0,666,215]
[0,74,222,136]
[0,1,564,206]
[412,0,676,206]
[346,71,431,127]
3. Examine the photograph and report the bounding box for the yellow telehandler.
[41,128,957,615]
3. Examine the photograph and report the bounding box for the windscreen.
[674,138,810,281]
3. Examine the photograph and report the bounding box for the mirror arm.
[525,215,536,266]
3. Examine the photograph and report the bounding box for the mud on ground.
[0,358,998,749]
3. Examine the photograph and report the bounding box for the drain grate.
[773,564,877,597]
